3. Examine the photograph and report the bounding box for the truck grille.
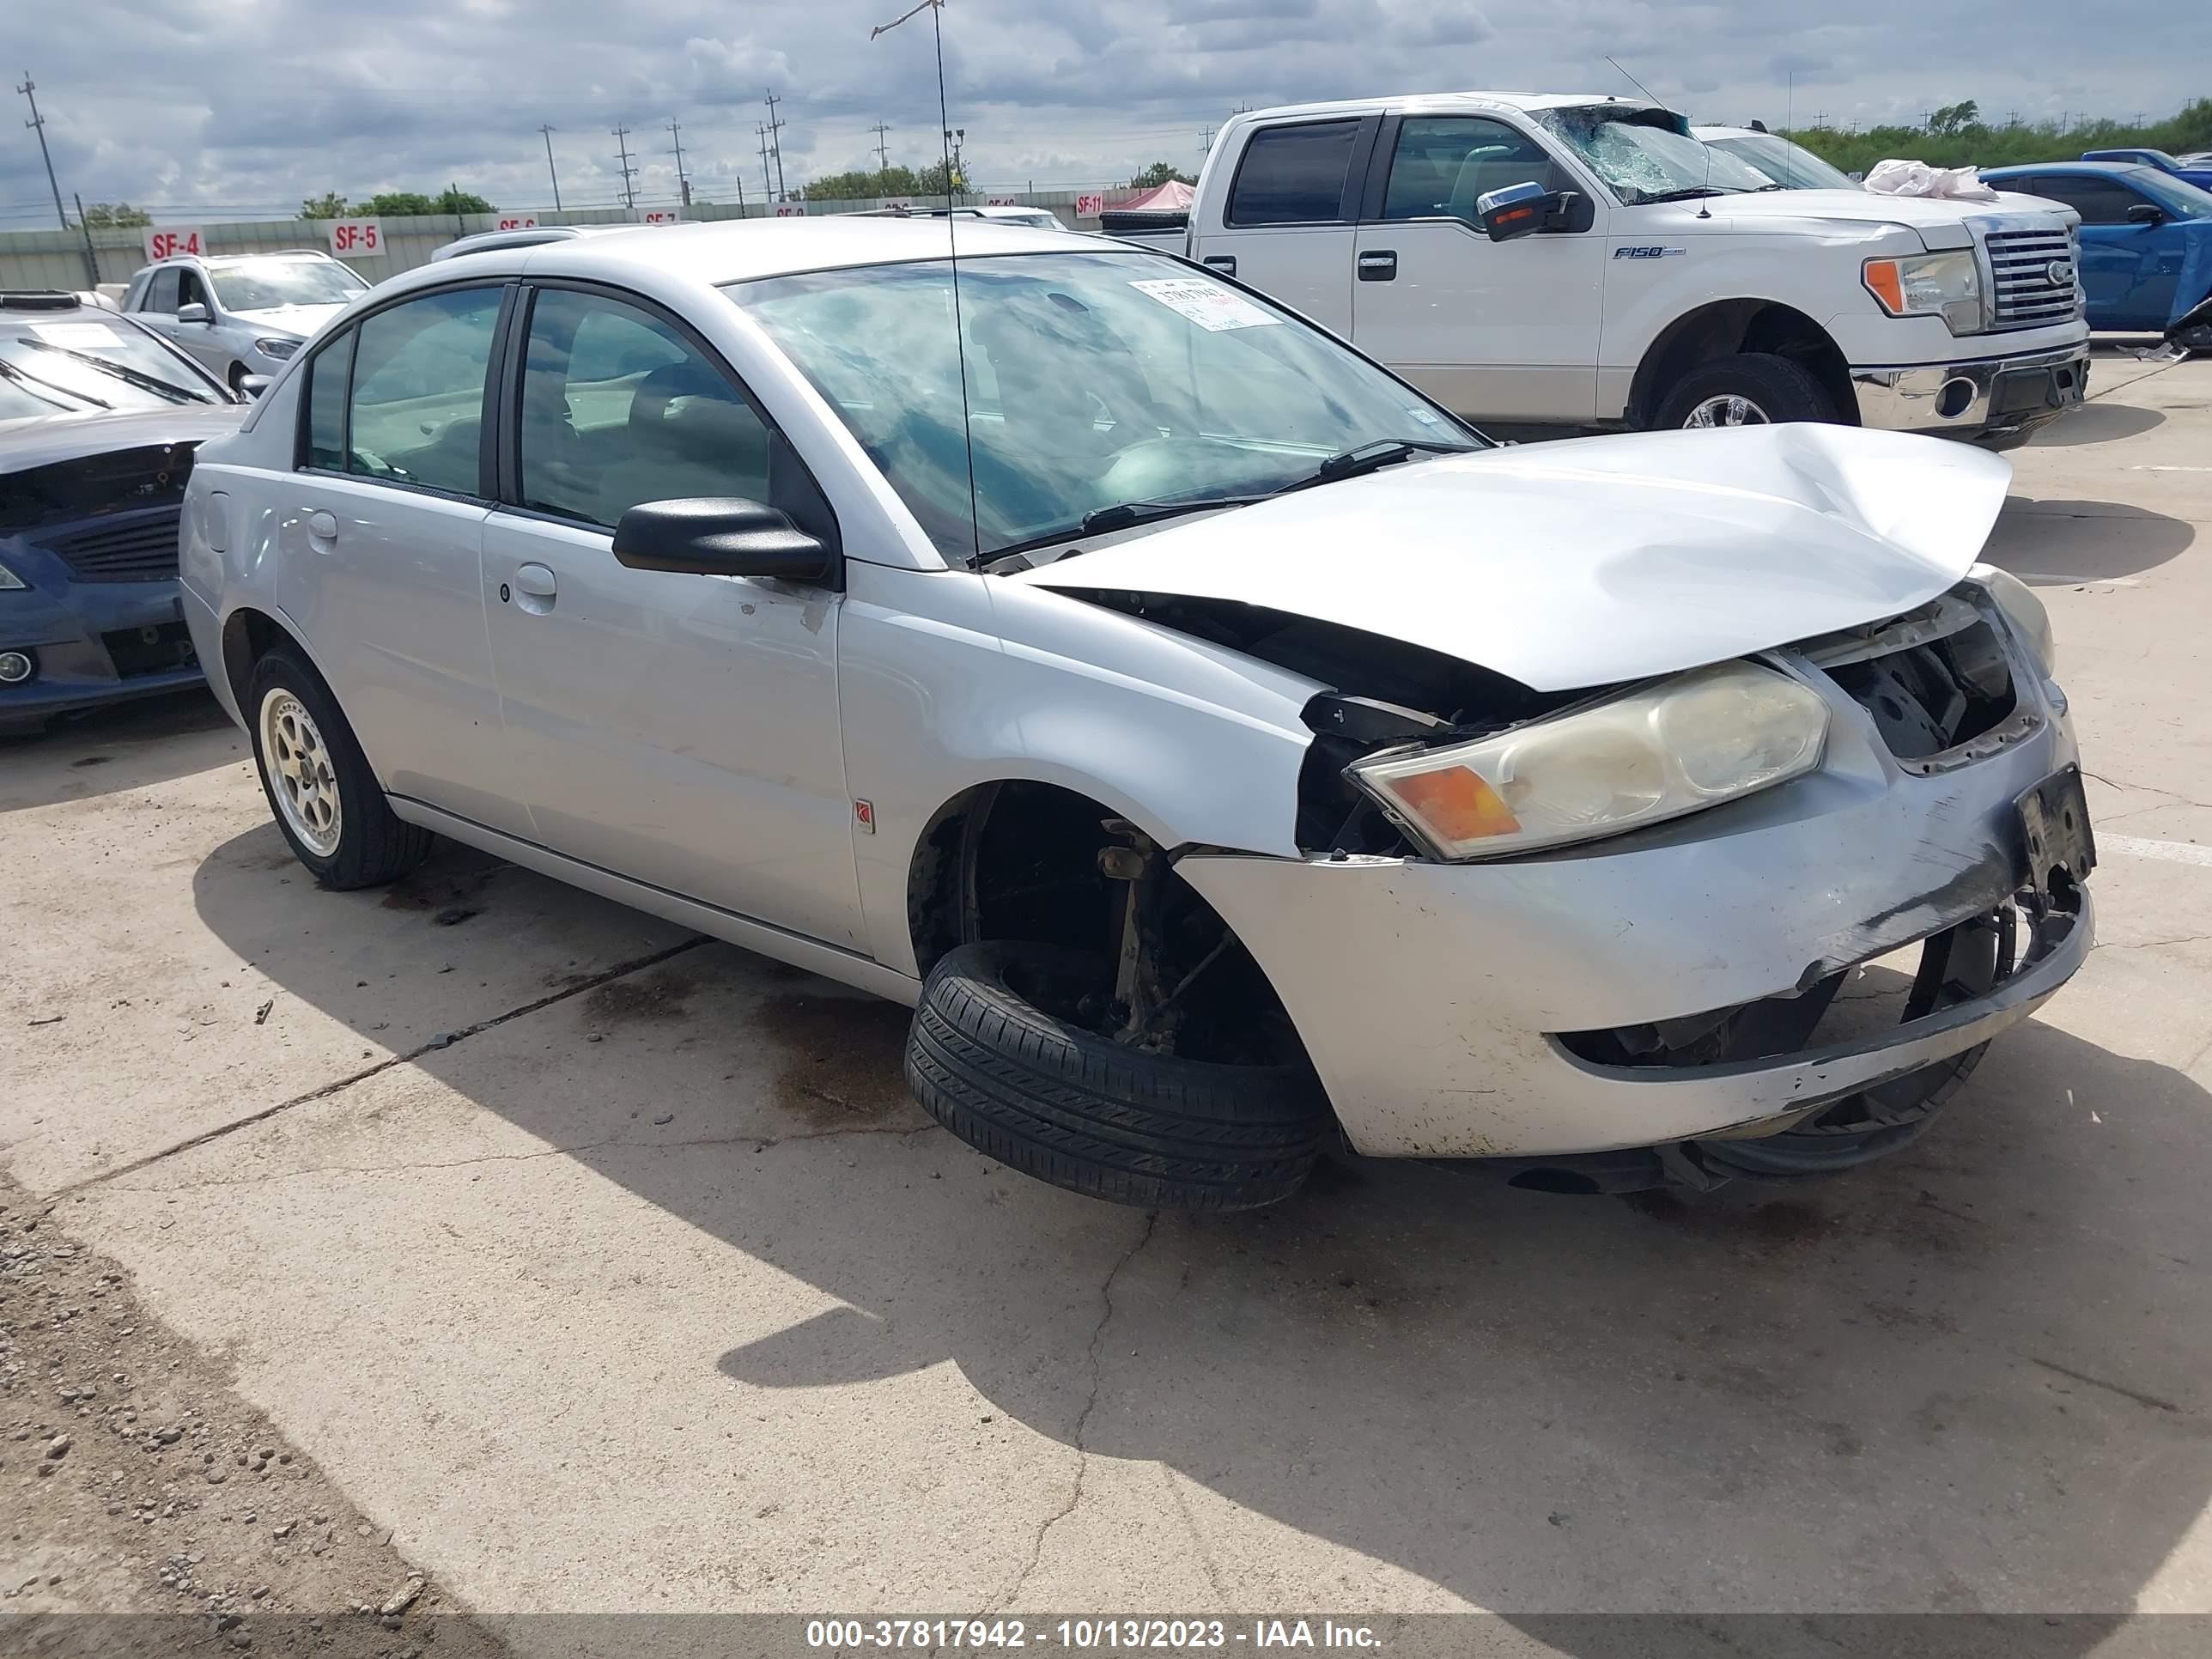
[1984,228,2081,331]
[45,508,183,583]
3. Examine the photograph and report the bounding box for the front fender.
[838,563,1321,975]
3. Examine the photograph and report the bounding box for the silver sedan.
[177,218,2093,1208]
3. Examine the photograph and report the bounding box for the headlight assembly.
[1350,660,1830,860]
[252,337,301,360]
[1863,251,1986,334]
[1971,562,2056,677]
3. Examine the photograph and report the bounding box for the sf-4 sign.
[143,227,205,262]
[325,220,383,256]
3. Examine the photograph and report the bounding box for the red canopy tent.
[1114,179,1195,213]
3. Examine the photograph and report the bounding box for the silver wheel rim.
[258,688,343,858]
[1684,394,1770,428]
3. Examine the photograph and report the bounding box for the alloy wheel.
[259,688,343,857]
[1683,394,1771,428]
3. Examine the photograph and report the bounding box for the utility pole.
[668,119,691,207]
[611,125,637,210]
[757,124,775,204]
[16,71,70,230]
[763,89,787,198]
[70,191,98,288]
[871,121,893,192]
[1199,125,1214,159]
[538,125,562,212]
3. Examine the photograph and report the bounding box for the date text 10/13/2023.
[806,1619,1382,1650]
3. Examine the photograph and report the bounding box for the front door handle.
[1358,250,1398,282]
[512,562,558,613]
[1202,254,1237,276]
[307,510,338,540]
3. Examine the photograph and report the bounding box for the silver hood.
[1014,425,2013,693]
[227,301,350,338]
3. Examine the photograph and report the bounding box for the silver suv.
[123,250,368,392]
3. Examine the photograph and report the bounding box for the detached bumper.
[1179,645,2090,1160]
[1851,343,2088,450]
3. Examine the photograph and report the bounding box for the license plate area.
[2017,765,2096,898]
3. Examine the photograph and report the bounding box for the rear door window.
[1227,121,1360,226]
[343,286,504,495]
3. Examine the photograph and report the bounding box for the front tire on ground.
[1655,351,1838,428]
[246,646,432,889]
[906,941,1334,1211]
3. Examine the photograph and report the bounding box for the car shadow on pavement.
[0,688,238,813]
[2026,402,2166,447]
[1985,499,2196,584]
[193,830,2212,1637]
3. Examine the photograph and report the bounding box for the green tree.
[1129,161,1195,189]
[1928,100,1981,136]
[300,192,349,219]
[1786,97,2212,176]
[355,188,494,217]
[82,202,152,228]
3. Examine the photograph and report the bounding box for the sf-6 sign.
[143,226,205,262]
[495,216,538,231]
[325,219,384,257]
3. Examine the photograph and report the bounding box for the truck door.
[1351,113,1606,423]
[1188,116,1376,337]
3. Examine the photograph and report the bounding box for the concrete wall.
[0,191,1123,293]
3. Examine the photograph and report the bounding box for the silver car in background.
[124,251,367,392]
[175,218,2092,1210]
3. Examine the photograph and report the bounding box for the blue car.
[1981,161,2212,350]
[1,290,244,735]
[2080,148,2212,192]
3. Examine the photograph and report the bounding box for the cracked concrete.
[4,346,2212,1632]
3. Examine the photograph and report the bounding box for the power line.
[611,125,637,210]
[763,89,787,198]
[16,71,70,230]
[668,119,690,207]
[538,125,562,212]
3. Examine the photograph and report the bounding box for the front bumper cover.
[1851,342,2089,448]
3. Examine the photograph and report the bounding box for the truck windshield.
[730,248,1479,562]
[1536,106,1775,204]
[1704,132,1860,192]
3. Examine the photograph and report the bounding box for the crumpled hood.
[1014,424,2013,693]
[227,301,349,338]
[0,404,246,474]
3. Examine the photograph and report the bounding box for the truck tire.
[247,646,434,890]
[1655,352,1838,428]
[905,941,1334,1212]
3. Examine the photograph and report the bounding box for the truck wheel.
[905,941,1334,1212]
[2178,322,2212,356]
[1656,352,1838,428]
[247,646,433,890]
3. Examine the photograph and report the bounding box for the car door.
[2027,173,2183,330]
[1351,112,1605,422]
[479,283,863,949]
[1188,117,1374,336]
[132,265,182,351]
[276,283,526,835]
[170,266,228,374]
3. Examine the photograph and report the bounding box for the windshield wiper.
[0,355,106,410]
[1275,436,1476,495]
[21,340,206,405]
[993,495,1265,557]
[1637,185,1740,203]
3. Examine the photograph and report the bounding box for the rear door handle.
[307,510,338,540]
[1358,250,1397,282]
[512,562,558,612]
[1201,254,1237,276]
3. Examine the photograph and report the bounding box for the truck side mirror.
[2126,202,2166,227]
[177,302,210,324]
[1474,181,1570,242]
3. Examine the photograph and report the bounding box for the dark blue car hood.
[0,405,244,476]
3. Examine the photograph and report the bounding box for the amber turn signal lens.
[1383,765,1522,843]
[1862,258,1905,315]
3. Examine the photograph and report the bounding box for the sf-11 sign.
[1074,193,1104,217]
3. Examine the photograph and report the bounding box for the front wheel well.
[1629,301,1856,428]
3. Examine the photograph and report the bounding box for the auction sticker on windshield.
[30,322,125,349]
[1128,277,1280,332]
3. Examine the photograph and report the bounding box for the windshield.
[1535,106,1775,204]
[2130,169,2212,219]
[209,258,367,312]
[1705,132,1859,192]
[731,249,1477,561]
[0,315,229,414]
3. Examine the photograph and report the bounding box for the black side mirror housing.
[611,497,840,586]
[1474,181,1572,242]
[2127,202,2166,226]
[237,374,270,401]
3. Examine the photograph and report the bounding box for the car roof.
[1982,161,2155,179]
[1692,125,1772,140]
[1233,90,1656,125]
[139,248,342,271]
[419,214,1097,289]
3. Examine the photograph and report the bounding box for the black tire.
[2178,322,2212,356]
[246,646,432,890]
[1654,351,1838,428]
[906,941,1333,1211]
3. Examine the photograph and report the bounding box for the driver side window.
[176,269,210,313]
[1382,117,1560,222]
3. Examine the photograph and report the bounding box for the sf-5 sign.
[325,220,384,256]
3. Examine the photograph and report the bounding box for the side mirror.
[237,374,270,401]
[177,302,210,324]
[1474,181,1568,242]
[611,497,839,585]
[2127,202,2166,226]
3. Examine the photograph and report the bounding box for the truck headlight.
[1863,251,1985,334]
[252,337,300,360]
[1349,660,1829,860]
[1971,563,2056,677]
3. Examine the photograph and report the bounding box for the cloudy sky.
[5,0,2203,224]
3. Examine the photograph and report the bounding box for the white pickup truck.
[1186,93,2091,447]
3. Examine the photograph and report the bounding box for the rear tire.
[2178,322,2212,356]
[1655,352,1838,428]
[247,646,432,890]
[906,941,1333,1211]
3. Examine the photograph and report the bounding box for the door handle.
[307,510,338,540]
[512,562,558,613]
[1358,250,1398,282]
[1202,254,1237,276]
